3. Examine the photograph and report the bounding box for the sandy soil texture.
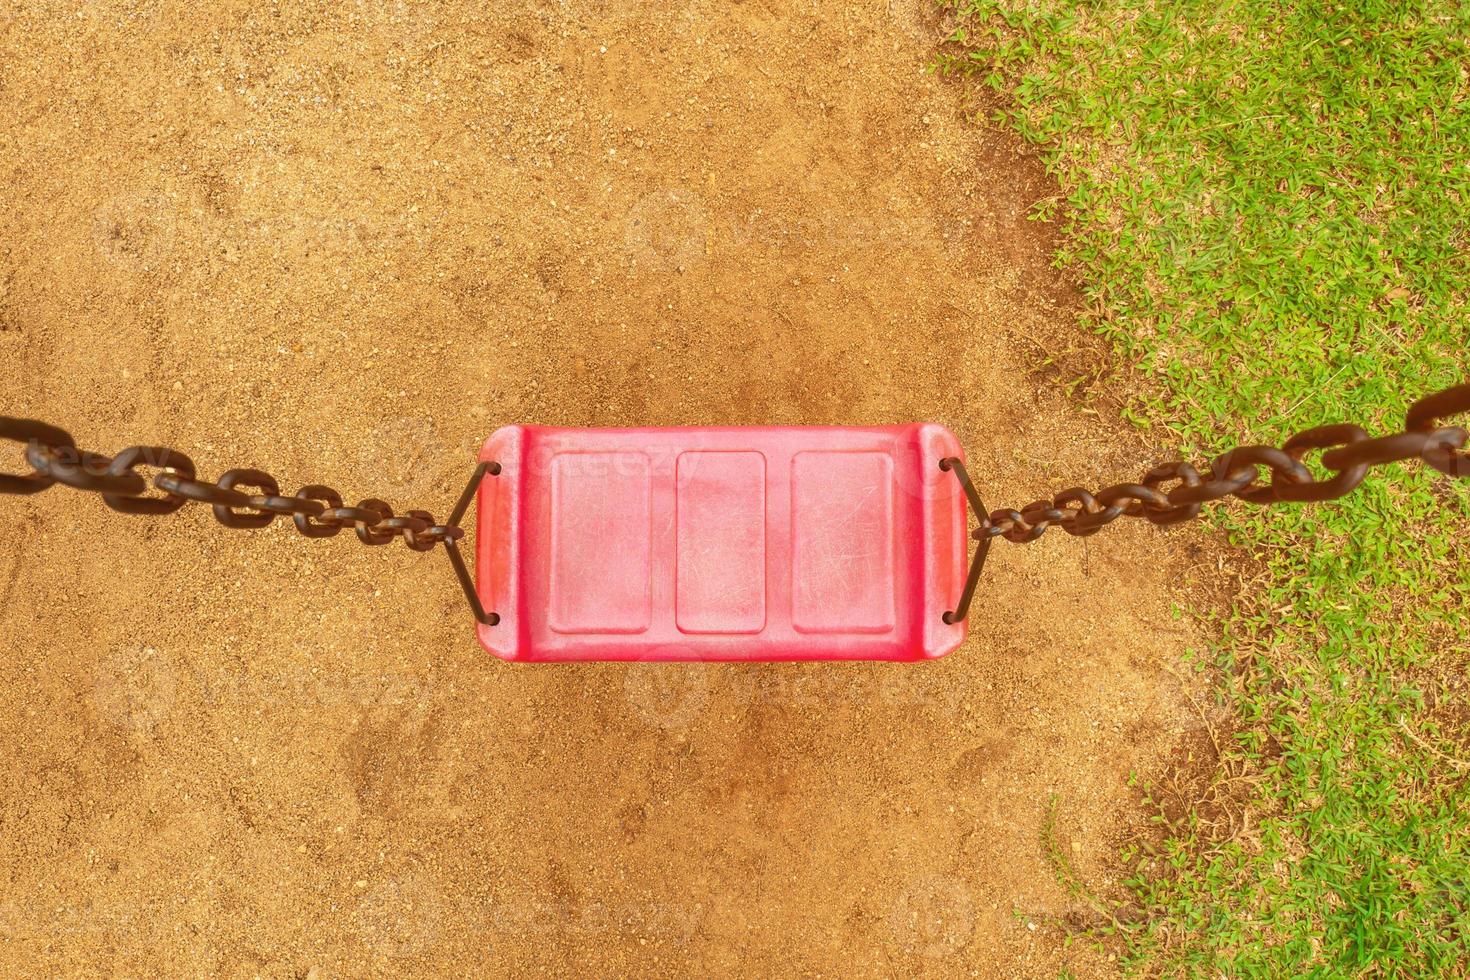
[0,1,1224,976]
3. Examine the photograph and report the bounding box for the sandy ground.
[0,1,1225,976]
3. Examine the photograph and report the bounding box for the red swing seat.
[474,424,968,662]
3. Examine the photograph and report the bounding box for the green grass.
[936,1,1470,975]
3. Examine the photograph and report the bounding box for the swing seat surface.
[474,424,969,662]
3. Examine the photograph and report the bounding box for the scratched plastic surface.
[474,425,968,662]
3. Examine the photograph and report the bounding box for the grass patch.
[937,1,1470,974]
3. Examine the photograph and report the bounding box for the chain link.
[938,382,1469,622]
[0,421,466,549]
[953,383,1469,545]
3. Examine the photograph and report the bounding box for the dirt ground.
[0,1,1225,976]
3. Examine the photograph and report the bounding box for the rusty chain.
[0,421,470,550]
[939,382,1470,623]
[0,418,503,624]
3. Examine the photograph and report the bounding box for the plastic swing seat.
[472,424,971,662]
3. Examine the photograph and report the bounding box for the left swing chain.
[0,416,466,550]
